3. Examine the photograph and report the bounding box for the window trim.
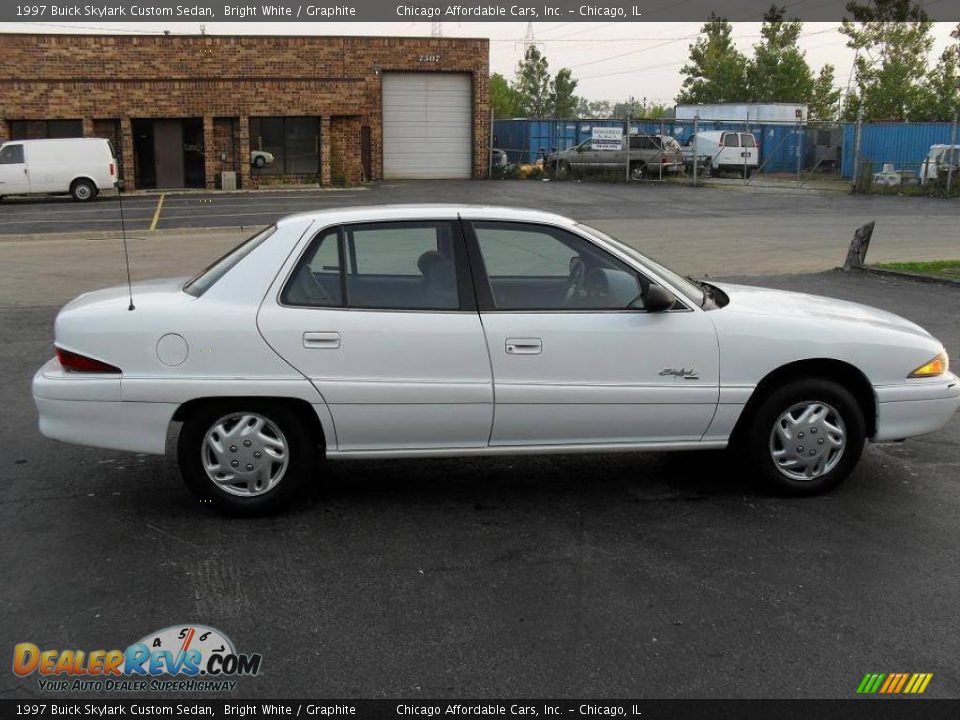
[462,219,693,314]
[278,219,477,313]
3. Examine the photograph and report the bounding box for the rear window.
[723,133,740,148]
[742,134,757,148]
[183,225,276,297]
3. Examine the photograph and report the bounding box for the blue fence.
[841,122,956,179]
[493,118,810,173]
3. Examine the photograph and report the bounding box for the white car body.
[682,131,759,174]
[32,205,959,494]
[919,144,960,184]
[0,138,118,200]
[251,150,275,168]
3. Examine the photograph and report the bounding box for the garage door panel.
[383,73,472,180]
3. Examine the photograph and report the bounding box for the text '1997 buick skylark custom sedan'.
[33,206,960,514]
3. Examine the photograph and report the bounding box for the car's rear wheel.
[254,155,266,168]
[177,401,314,515]
[557,160,571,177]
[629,161,646,180]
[745,378,865,495]
[71,179,96,202]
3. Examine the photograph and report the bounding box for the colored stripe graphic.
[857,672,932,694]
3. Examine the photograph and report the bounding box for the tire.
[744,378,865,496]
[253,155,266,168]
[177,401,316,516]
[629,162,646,181]
[71,178,96,202]
[557,161,571,178]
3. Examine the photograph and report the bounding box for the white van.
[0,137,118,201]
[682,131,759,176]
[920,144,960,184]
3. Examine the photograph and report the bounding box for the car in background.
[0,137,118,202]
[32,205,959,515]
[546,134,683,180]
[491,148,510,171]
[251,150,275,168]
[682,131,759,176]
[920,144,960,184]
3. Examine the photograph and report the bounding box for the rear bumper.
[32,358,175,455]
[874,373,960,441]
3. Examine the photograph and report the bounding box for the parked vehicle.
[251,150,275,168]
[919,144,960,184]
[546,134,683,179]
[681,131,759,176]
[0,138,118,202]
[33,206,959,515]
[491,148,510,170]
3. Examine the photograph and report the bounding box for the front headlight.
[908,350,949,378]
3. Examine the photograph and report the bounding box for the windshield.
[575,223,705,306]
[183,225,276,297]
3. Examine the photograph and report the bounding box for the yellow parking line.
[149,193,166,231]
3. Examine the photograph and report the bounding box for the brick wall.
[330,116,363,186]
[0,33,490,189]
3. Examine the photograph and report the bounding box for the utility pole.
[947,112,958,196]
[852,107,864,190]
[692,114,699,186]
[625,96,633,183]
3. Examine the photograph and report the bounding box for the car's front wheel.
[177,402,315,515]
[745,378,865,495]
[253,155,266,168]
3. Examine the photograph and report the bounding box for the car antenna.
[116,177,135,311]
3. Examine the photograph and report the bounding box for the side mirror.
[642,285,677,312]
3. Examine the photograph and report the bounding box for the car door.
[257,219,493,453]
[464,220,719,447]
[0,143,31,195]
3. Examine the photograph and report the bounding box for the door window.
[472,222,642,311]
[0,144,24,164]
[283,221,462,311]
[741,134,757,148]
[722,133,740,147]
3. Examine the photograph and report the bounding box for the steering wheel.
[564,256,586,305]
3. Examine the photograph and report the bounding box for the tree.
[746,6,814,103]
[576,98,614,117]
[839,0,934,120]
[914,23,960,120]
[809,64,843,120]
[515,45,551,118]
[676,14,748,105]
[549,68,579,118]
[490,73,523,118]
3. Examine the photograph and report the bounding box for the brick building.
[0,33,490,190]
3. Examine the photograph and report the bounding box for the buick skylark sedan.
[33,206,960,514]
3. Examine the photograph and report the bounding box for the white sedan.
[32,206,960,515]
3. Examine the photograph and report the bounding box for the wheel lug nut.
[230,460,239,468]
[798,432,804,439]
[253,452,262,459]
[809,450,816,456]
[243,440,252,448]
[246,463,253,471]
[810,427,818,434]
[797,446,804,452]
[818,438,824,445]
[229,445,237,453]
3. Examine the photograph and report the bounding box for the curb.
[858,266,960,288]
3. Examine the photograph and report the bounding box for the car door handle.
[505,338,542,355]
[303,332,340,349]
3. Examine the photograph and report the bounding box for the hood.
[710,282,932,339]
[60,277,192,314]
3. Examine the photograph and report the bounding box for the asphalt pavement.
[1,269,958,699]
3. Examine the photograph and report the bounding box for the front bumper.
[873,372,960,441]
[32,358,176,455]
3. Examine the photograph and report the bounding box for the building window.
[250,117,320,176]
[10,119,83,140]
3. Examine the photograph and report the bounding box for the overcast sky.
[4,20,957,104]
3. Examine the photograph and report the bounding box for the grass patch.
[873,260,960,278]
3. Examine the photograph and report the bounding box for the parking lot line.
[149,193,166,231]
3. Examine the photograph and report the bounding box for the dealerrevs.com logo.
[13,625,262,693]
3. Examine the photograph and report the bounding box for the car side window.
[283,221,461,311]
[0,144,24,164]
[472,221,644,311]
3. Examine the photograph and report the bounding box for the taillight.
[56,347,121,374]
[109,162,115,176]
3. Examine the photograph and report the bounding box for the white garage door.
[382,73,472,179]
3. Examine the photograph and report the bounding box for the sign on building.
[592,126,623,151]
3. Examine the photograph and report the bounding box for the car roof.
[277,204,579,229]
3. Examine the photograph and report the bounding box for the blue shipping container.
[841,122,956,179]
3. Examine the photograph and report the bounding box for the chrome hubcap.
[769,401,846,481]
[76,185,91,199]
[201,412,288,497]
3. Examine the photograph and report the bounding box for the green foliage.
[515,45,551,118]
[840,0,934,121]
[746,6,814,104]
[676,14,749,104]
[809,65,842,120]
[914,24,960,121]
[490,73,523,119]
[549,68,579,118]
